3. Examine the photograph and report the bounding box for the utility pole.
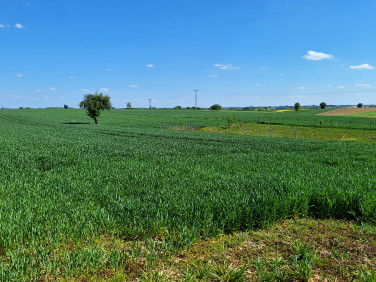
[193,90,199,109]
[149,98,151,109]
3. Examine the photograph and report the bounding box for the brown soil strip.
[317,107,376,116]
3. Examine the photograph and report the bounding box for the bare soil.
[317,107,376,116]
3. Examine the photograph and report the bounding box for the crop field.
[0,108,375,279]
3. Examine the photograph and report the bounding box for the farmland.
[0,108,375,280]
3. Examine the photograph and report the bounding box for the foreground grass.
[66,218,375,281]
[1,109,376,280]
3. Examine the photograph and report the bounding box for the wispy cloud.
[104,68,113,71]
[302,51,334,61]
[0,24,5,28]
[81,89,89,92]
[128,85,139,88]
[338,85,345,89]
[14,23,25,29]
[350,64,374,70]
[68,76,76,79]
[145,64,154,68]
[299,86,305,90]
[214,63,240,70]
[255,83,260,87]
[12,95,21,98]
[15,73,24,78]
[209,74,219,77]
[48,87,57,91]
[100,88,109,91]
[356,83,371,87]
[33,89,42,93]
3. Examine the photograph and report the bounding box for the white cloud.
[255,83,260,87]
[14,23,25,29]
[145,64,155,68]
[0,24,5,28]
[338,85,345,89]
[302,51,334,61]
[356,83,371,87]
[60,97,66,101]
[68,76,76,79]
[33,89,42,93]
[279,73,284,76]
[81,89,89,92]
[214,63,240,70]
[209,74,219,77]
[350,64,375,70]
[48,87,57,91]
[15,73,24,78]
[128,85,139,88]
[299,86,305,90]
[104,68,113,71]
[100,88,109,91]
[12,95,21,98]
[327,84,332,88]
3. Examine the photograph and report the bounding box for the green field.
[0,108,375,280]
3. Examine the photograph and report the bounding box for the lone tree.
[294,102,300,111]
[320,102,326,109]
[226,113,238,127]
[79,92,112,124]
[357,103,363,108]
[210,104,222,110]
[126,102,132,109]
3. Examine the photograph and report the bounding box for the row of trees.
[79,92,366,125]
[294,102,363,111]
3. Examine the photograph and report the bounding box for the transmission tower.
[193,90,199,109]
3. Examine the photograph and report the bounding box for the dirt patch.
[317,107,376,116]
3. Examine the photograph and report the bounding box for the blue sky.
[1,0,376,108]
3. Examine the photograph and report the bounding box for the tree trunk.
[94,117,98,124]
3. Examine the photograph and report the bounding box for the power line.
[204,89,376,96]
[134,89,376,107]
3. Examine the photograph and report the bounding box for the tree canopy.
[210,104,222,110]
[79,92,112,124]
